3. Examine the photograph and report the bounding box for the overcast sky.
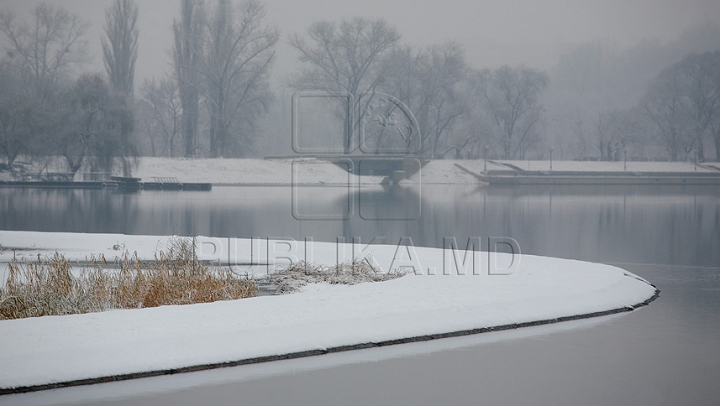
[3,0,719,84]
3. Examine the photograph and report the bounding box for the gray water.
[1,184,718,266]
[2,184,719,405]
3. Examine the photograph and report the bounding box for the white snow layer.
[493,159,719,173]
[133,157,718,186]
[3,157,716,185]
[0,231,657,390]
[134,157,385,185]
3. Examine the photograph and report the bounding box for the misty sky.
[2,0,719,84]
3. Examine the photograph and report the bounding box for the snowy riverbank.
[117,157,720,185]
[134,157,380,186]
[3,156,718,185]
[0,231,658,393]
[133,157,489,185]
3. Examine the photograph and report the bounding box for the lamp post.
[624,148,627,171]
[483,145,489,173]
[694,149,698,171]
[549,147,554,171]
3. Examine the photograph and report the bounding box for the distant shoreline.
[2,157,719,186]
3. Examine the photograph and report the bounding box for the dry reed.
[0,238,257,320]
[266,259,405,294]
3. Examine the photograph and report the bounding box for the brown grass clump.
[266,259,405,294]
[0,238,256,320]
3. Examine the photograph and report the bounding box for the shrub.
[0,238,257,320]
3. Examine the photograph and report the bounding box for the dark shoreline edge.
[0,288,660,396]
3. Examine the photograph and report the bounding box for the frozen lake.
[1,184,719,405]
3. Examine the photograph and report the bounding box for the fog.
[5,0,720,81]
[2,0,720,162]
[2,2,720,404]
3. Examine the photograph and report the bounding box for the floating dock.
[454,161,720,185]
[0,179,212,191]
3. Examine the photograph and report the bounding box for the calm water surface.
[2,184,719,405]
[2,184,718,266]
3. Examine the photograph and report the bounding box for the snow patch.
[0,231,657,391]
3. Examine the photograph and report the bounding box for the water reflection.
[2,185,719,406]
[1,184,716,267]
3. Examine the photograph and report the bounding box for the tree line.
[0,0,137,175]
[1,1,719,178]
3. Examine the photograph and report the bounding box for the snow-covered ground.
[0,231,657,392]
[5,314,625,406]
[3,157,717,185]
[134,157,385,185]
[494,159,720,173]
[103,157,720,185]
[136,157,498,185]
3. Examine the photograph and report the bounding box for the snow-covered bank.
[494,159,720,173]
[133,157,720,185]
[410,160,497,184]
[0,231,658,393]
[5,157,716,186]
[135,157,494,185]
[134,157,385,186]
[5,314,627,406]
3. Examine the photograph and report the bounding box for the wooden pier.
[0,177,212,191]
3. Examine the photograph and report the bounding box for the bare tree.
[196,0,277,157]
[0,63,22,168]
[102,0,138,100]
[173,0,204,157]
[0,5,88,171]
[380,43,470,157]
[417,44,470,158]
[641,53,720,161]
[451,111,496,159]
[0,63,43,171]
[290,17,400,153]
[593,109,645,161]
[675,52,720,161]
[0,3,88,99]
[710,95,720,161]
[643,71,691,161]
[477,66,548,159]
[141,78,182,157]
[101,0,138,175]
[54,74,136,175]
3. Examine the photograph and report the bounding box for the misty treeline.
[1,1,720,179]
[547,28,720,163]
[0,0,278,175]
[285,20,720,162]
[0,0,138,175]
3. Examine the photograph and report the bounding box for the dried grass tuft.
[0,238,256,320]
[266,259,405,294]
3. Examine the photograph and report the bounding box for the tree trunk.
[209,105,218,158]
[697,138,705,161]
[182,92,198,157]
